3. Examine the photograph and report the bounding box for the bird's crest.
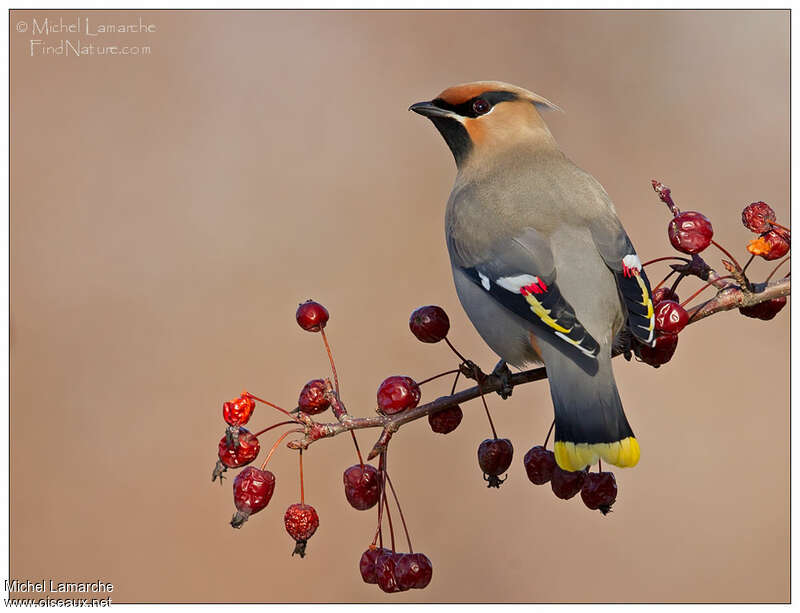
[437,81,563,113]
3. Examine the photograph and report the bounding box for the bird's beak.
[409,101,459,120]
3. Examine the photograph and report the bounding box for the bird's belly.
[452,266,542,367]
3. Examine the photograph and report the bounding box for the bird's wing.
[453,228,601,359]
[589,217,656,346]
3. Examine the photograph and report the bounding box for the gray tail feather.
[539,342,634,446]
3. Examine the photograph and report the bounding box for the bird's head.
[410,81,562,168]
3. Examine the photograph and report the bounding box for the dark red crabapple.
[343,463,381,510]
[581,471,618,515]
[231,466,276,528]
[654,300,689,335]
[668,211,714,254]
[295,300,329,332]
[376,551,405,593]
[218,428,260,469]
[284,503,320,557]
[742,201,777,234]
[747,229,790,261]
[395,552,433,590]
[360,546,392,584]
[550,465,587,500]
[637,334,679,368]
[428,403,463,434]
[739,296,787,321]
[409,305,450,343]
[298,379,330,415]
[223,394,255,427]
[651,287,680,305]
[377,376,421,415]
[523,445,556,485]
[478,438,513,488]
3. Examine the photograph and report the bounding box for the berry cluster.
[360,547,433,593]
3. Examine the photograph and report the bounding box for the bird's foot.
[491,359,513,399]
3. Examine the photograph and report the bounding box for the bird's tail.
[540,343,640,472]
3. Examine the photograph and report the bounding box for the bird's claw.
[491,359,513,399]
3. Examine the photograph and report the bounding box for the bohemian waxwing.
[410,81,655,472]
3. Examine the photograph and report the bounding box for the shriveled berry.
[523,445,556,485]
[395,552,433,590]
[637,334,679,368]
[377,376,421,415]
[739,296,787,321]
[223,394,255,427]
[652,287,679,305]
[218,428,260,469]
[298,379,330,415]
[428,403,463,434]
[747,229,790,261]
[376,551,405,593]
[360,546,392,584]
[296,300,329,332]
[231,466,275,528]
[284,503,319,557]
[742,201,777,234]
[654,300,689,335]
[343,463,381,510]
[581,471,618,515]
[478,438,513,488]
[409,305,450,343]
[550,465,587,500]
[668,211,714,254]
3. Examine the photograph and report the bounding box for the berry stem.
[741,253,756,277]
[444,337,469,364]
[417,369,461,386]
[472,363,498,439]
[652,269,677,292]
[669,272,687,296]
[770,220,791,233]
[350,432,365,470]
[383,489,396,553]
[252,421,298,437]
[642,256,690,268]
[450,370,461,396]
[384,470,413,554]
[543,420,555,448]
[319,328,340,394]
[245,393,300,422]
[680,275,736,308]
[765,256,791,282]
[710,240,742,272]
[260,429,303,470]
[299,449,304,505]
[373,453,386,547]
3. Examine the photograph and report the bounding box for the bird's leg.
[491,359,513,399]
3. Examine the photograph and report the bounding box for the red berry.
[637,333,679,368]
[653,300,689,335]
[739,296,787,321]
[359,546,392,584]
[652,287,679,305]
[296,300,329,332]
[231,466,275,528]
[343,464,381,510]
[668,211,714,254]
[223,394,255,427]
[409,305,450,343]
[298,379,330,415]
[377,376,421,415]
[478,438,513,488]
[218,428,260,469]
[550,465,587,500]
[523,445,556,485]
[395,552,433,590]
[581,471,618,515]
[747,229,790,261]
[376,551,406,593]
[428,403,463,434]
[742,201,776,234]
[284,503,319,557]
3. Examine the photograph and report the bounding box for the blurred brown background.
[10,9,789,603]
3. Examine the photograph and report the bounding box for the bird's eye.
[472,98,490,115]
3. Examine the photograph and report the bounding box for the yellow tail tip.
[554,438,640,472]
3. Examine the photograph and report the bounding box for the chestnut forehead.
[438,83,507,105]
